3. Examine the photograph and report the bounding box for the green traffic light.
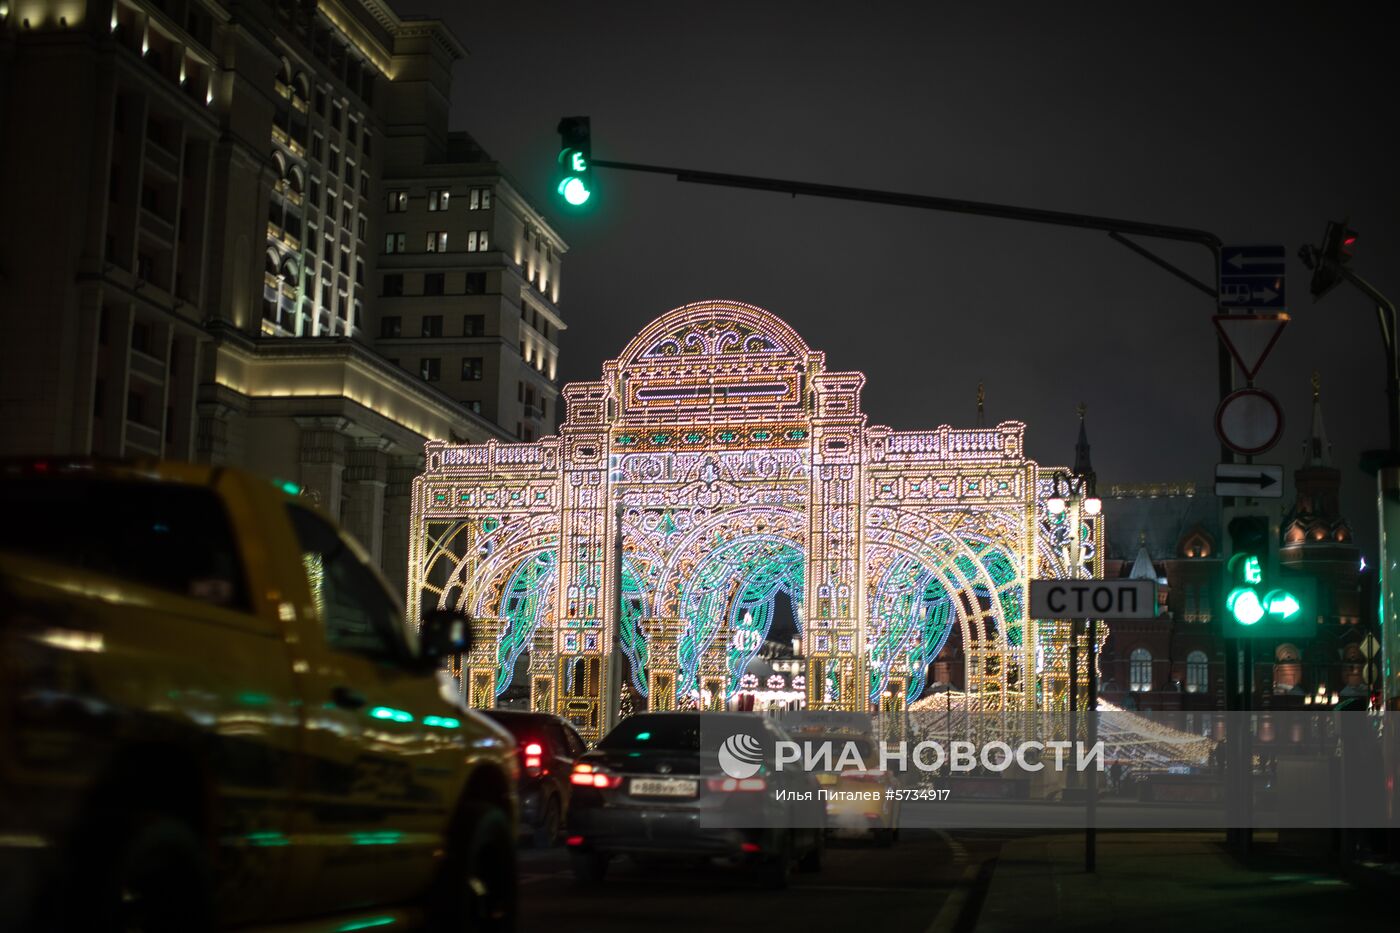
[1227,586,1264,625]
[558,176,591,206]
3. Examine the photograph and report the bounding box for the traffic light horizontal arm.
[589,157,1223,252]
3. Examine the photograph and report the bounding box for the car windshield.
[598,715,702,751]
[484,714,547,741]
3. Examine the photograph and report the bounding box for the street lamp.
[1047,467,1101,872]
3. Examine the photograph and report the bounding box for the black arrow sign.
[1228,471,1277,489]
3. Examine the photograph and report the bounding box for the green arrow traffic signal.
[1263,590,1301,619]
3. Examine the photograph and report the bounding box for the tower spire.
[976,382,985,427]
[1073,402,1094,478]
[1303,371,1333,466]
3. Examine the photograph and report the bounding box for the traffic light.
[1303,219,1358,300]
[556,116,593,208]
[1221,512,1315,639]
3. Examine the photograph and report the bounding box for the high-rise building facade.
[0,0,566,591]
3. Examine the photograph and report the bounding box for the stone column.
[342,438,390,562]
[295,417,350,521]
[382,452,421,602]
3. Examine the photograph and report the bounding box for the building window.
[465,271,486,294]
[1129,648,1153,693]
[379,316,401,338]
[384,232,405,253]
[467,230,489,252]
[382,274,404,297]
[465,400,482,414]
[423,272,445,296]
[461,357,483,381]
[468,187,492,210]
[315,87,327,116]
[421,315,443,338]
[356,216,366,241]
[362,132,372,159]
[427,231,447,252]
[328,148,339,174]
[309,176,322,209]
[354,257,364,285]
[1185,650,1209,694]
[387,191,408,212]
[359,174,369,197]
[419,358,440,382]
[311,134,323,161]
[463,314,484,337]
[539,397,548,420]
[331,103,342,132]
[428,188,451,211]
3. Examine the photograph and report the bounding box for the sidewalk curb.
[924,857,997,933]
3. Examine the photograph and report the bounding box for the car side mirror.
[416,607,472,673]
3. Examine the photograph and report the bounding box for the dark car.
[483,710,588,846]
[564,712,824,888]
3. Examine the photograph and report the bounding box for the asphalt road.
[517,830,1004,932]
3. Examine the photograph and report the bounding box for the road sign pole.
[1086,616,1098,872]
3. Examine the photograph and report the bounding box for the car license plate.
[629,777,697,798]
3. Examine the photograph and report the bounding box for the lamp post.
[1047,470,1102,872]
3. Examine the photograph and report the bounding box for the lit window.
[387,191,408,212]
[461,357,483,381]
[426,231,447,252]
[1129,648,1153,693]
[1185,650,1209,694]
[419,357,440,382]
[384,232,405,254]
[428,189,451,211]
[468,187,492,210]
[467,230,489,252]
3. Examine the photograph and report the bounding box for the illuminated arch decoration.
[409,300,1103,739]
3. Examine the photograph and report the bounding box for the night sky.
[404,1,1394,559]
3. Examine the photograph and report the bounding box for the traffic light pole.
[1334,267,1400,457]
[589,156,1236,462]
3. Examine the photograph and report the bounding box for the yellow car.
[0,460,519,931]
[807,732,901,846]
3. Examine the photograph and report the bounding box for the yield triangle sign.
[1213,313,1289,381]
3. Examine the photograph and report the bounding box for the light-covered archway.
[409,300,1102,739]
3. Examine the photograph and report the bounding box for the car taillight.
[570,763,621,789]
[522,741,543,772]
[706,777,767,792]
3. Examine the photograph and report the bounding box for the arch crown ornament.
[408,300,1101,739]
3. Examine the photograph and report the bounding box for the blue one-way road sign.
[1219,245,1286,309]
